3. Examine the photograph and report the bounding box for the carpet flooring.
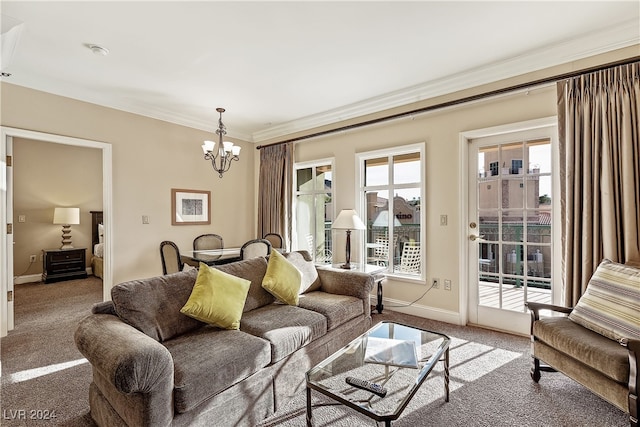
[0,278,629,426]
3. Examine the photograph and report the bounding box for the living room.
[0,2,639,426]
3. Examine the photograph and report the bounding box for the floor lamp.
[332,209,366,269]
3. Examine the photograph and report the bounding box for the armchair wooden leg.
[630,393,638,427]
[530,356,541,382]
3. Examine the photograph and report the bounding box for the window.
[358,144,425,279]
[293,160,333,264]
[489,161,499,176]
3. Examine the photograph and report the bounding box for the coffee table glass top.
[306,321,450,421]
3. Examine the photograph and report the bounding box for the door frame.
[1,127,113,337]
[458,116,558,330]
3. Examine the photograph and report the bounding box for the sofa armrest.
[75,313,174,393]
[317,269,374,301]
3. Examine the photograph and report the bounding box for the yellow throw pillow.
[262,249,302,305]
[180,263,250,330]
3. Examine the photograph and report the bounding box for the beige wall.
[1,84,256,285]
[294,85,557,315]
[2,45,637,319]
[13,138,102,277]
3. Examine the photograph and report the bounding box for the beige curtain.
[258,143,293,250]
[558,62,640,306]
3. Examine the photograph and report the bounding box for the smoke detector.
[88,44,109,56]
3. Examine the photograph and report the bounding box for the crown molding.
[251,19,640,143]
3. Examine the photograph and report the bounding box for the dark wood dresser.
[42,248,88,283]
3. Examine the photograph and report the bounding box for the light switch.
[440,215,448,226]
[142,215,150,224]
[18,215,26,223]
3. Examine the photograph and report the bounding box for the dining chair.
[397,242,421,274]
[263,233,283,249]
[160,240,183,275]
[240,239,272,260]
[193,233,224,251]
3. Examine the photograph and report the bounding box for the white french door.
[466,120,559,335]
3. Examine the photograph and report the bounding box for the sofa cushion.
[111,268,201,342]
[533,316,629,383]
[283,250,322,294]
[262,249,302,305]
[215,256,274,312]
[180,264,251,330]
[240,304,327,363]
[298,291,364,330]
[164,326,271,414]
[568,259,640,341]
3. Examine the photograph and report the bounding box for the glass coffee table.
[306,321,450,426]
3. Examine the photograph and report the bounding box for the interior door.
[467,126,556,335]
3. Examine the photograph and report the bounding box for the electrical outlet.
[29,255,36,263]
[432,278,439,289]
[444,279,452,291]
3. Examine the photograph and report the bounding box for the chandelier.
[201,108,241,177]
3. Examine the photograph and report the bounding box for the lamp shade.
[53,207,80,225]
[332,209,366,230]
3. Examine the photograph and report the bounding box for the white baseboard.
[370,295,464,326]
[14,268,93,285]
[14,273,41,284]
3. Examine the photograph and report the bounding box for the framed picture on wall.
[171,189,211,225]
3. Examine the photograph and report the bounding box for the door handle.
[469,234,486,242]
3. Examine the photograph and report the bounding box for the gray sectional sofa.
[75,251,374,426]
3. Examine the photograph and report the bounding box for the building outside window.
[293,160,333,264]
[357,144,425,278]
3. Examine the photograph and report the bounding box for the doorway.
[1,127,113,337]
[460,117,560,335]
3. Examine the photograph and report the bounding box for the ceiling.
[1,1,638,143]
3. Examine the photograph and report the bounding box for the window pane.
[500,142,523,176]
[315,193,333,264]
[295,194,314,252]
[365,157,388,186]
[394,188,421,275]
[527,139,551,174]
[502,211,524,243]
[296,168,313,191]
[528,175,551,209]
[502,177,524,209]
[317,165,332,191]
[366,190,389,265]
[393,152,420,184]
[527,210,552,244]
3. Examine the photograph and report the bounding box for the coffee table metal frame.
[305,321,450,427]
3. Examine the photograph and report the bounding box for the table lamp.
[53,207,80,249]
[332,209,366,269]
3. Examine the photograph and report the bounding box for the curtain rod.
[256,56,640,150]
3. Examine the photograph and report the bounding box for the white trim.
[459,116,558,330]
[370,295,463,326]
[0,127,113,336]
